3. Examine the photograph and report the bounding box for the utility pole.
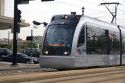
[11,0,19,66]
[30,29,34,64]
[100,2,119,24]
[8,31,10,47]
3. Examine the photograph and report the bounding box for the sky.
[1,0,125,40]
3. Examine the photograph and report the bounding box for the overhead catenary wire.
[56,0,125,19]
[1,0,125,40]
[102,0,125,14]
[56,0,107,14]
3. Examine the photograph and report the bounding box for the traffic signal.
[17,9,21,23]
[33,21,41,25]
[41,0,54,1]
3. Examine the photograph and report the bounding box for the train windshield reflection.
[46,25,75,46]
[43,24,76,55]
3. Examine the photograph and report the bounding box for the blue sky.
[1,0,125,40]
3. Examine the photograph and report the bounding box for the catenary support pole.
[118,25,123,66]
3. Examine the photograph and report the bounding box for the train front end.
[39,14,81,69]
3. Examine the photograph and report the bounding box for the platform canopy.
[0,16,30,30]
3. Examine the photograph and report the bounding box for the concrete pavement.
[0,61,39,70]
[0,64,125,83]
[0,61,125,83]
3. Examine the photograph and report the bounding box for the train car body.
[39,14,125,69]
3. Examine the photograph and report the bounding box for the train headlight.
[64,51,68,55]
[64,51,70,55]
[45,51,48,54]
[63,15,68,19]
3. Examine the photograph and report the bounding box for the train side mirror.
[43,22,48,27]
[33,21,48,27]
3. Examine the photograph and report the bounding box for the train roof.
[50,14,125,31]
[51,14,123,26]
[81,15,125,38]
[81,15,125,31]
[81,15,117,27]
[51,14,81,21]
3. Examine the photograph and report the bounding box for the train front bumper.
[39,56,75,69]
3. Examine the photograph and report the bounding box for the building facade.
[0,0,4,16]
[0,0,30,30]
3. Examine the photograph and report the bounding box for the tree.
[27,42,38,48]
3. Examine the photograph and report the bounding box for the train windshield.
[42,24,76,55]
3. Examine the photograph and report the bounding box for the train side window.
[109,32,120,55]
[86,26,106,54]
[77,26,85,47]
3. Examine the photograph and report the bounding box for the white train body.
[39,14,125,69]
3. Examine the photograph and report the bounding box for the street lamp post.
[30,29,34,64]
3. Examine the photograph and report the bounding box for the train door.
[86,25,106,66]
[86,25,120,66]
[102,29,110,65]
[104,29,120,65]
[75,25,88,67]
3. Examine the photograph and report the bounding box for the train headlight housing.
[64,51,70,55]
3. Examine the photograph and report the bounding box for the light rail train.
[39,13,125,69]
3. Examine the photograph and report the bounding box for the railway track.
[0,66,125,83]
[22,66,125,83]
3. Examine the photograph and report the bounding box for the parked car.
[1,53,39,64]
[22,48,41,58]
[0,48,12,60]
